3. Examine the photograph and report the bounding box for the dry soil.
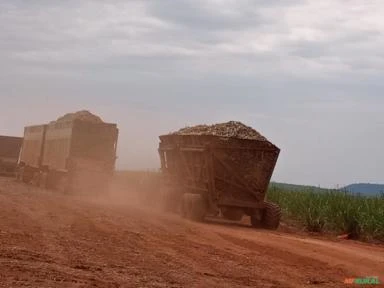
[0,177,383,288]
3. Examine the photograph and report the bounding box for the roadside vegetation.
[115,170,384,242]
[267,185,384,242]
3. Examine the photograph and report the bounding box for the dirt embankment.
[0,176,383,288]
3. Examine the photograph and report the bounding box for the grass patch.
[267,186,384,241]
[113,170,384,242]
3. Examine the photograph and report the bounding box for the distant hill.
[342,183,384,196]
[269,182,331,193]
[269,182,384,197]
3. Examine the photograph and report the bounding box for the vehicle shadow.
[203,216,254,230]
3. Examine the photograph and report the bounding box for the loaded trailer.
[158,121,281,229]
[0,135,23,177]
[18,111,119,194]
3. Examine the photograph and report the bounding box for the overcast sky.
[1,0,383,187]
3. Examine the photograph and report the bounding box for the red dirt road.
[0,177,383,287]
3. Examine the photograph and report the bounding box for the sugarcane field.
[1,1,384,286]
[0,110,383,287]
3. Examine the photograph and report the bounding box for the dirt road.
[0,177,383,287]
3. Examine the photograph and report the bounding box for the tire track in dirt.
[0,177,383,287]
[207,225,384,281]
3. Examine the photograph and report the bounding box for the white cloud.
[2,0,384,77]
[1,0,384,186]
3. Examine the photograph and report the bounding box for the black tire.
[183,193,207,222]
[21,166,34,184]
[33,172,42,186]
[261,201,282,230]
[222,209,243,221]
[162,187,180,213]
[250,214,262,228]
[16,167,24,182]
[39,172,48,189]
[57,176,70,194]
[181,193,190,218]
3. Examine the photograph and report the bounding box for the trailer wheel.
[183,193,207,222]
[222,208,243,221]
[16,167,24,182]
[181,193,189,218]
[57,176,69,194]
[39,172,48,189]
[162,186,180,213]
[261,201,282,230]
[250,209,262,228]
[30,172,40,186]
[21,166,34,184]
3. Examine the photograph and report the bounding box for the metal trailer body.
[158,134,282,229]
[19,119,118,194]
[0,135,23,176]
[18,125,47,182]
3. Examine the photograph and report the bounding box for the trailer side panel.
[0,136,22,161]
[42,121,73,171]
[19,125,46,168]
[159,134,280,209]
[0,136,23,176]
[70,120,118,165]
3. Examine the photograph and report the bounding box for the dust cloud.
[84,171,167,215]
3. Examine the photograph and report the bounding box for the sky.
[1,0,383,188]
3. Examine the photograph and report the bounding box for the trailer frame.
[158,134,282,229]
[17,119,119,194]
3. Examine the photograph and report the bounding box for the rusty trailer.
[158,129,281,229]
